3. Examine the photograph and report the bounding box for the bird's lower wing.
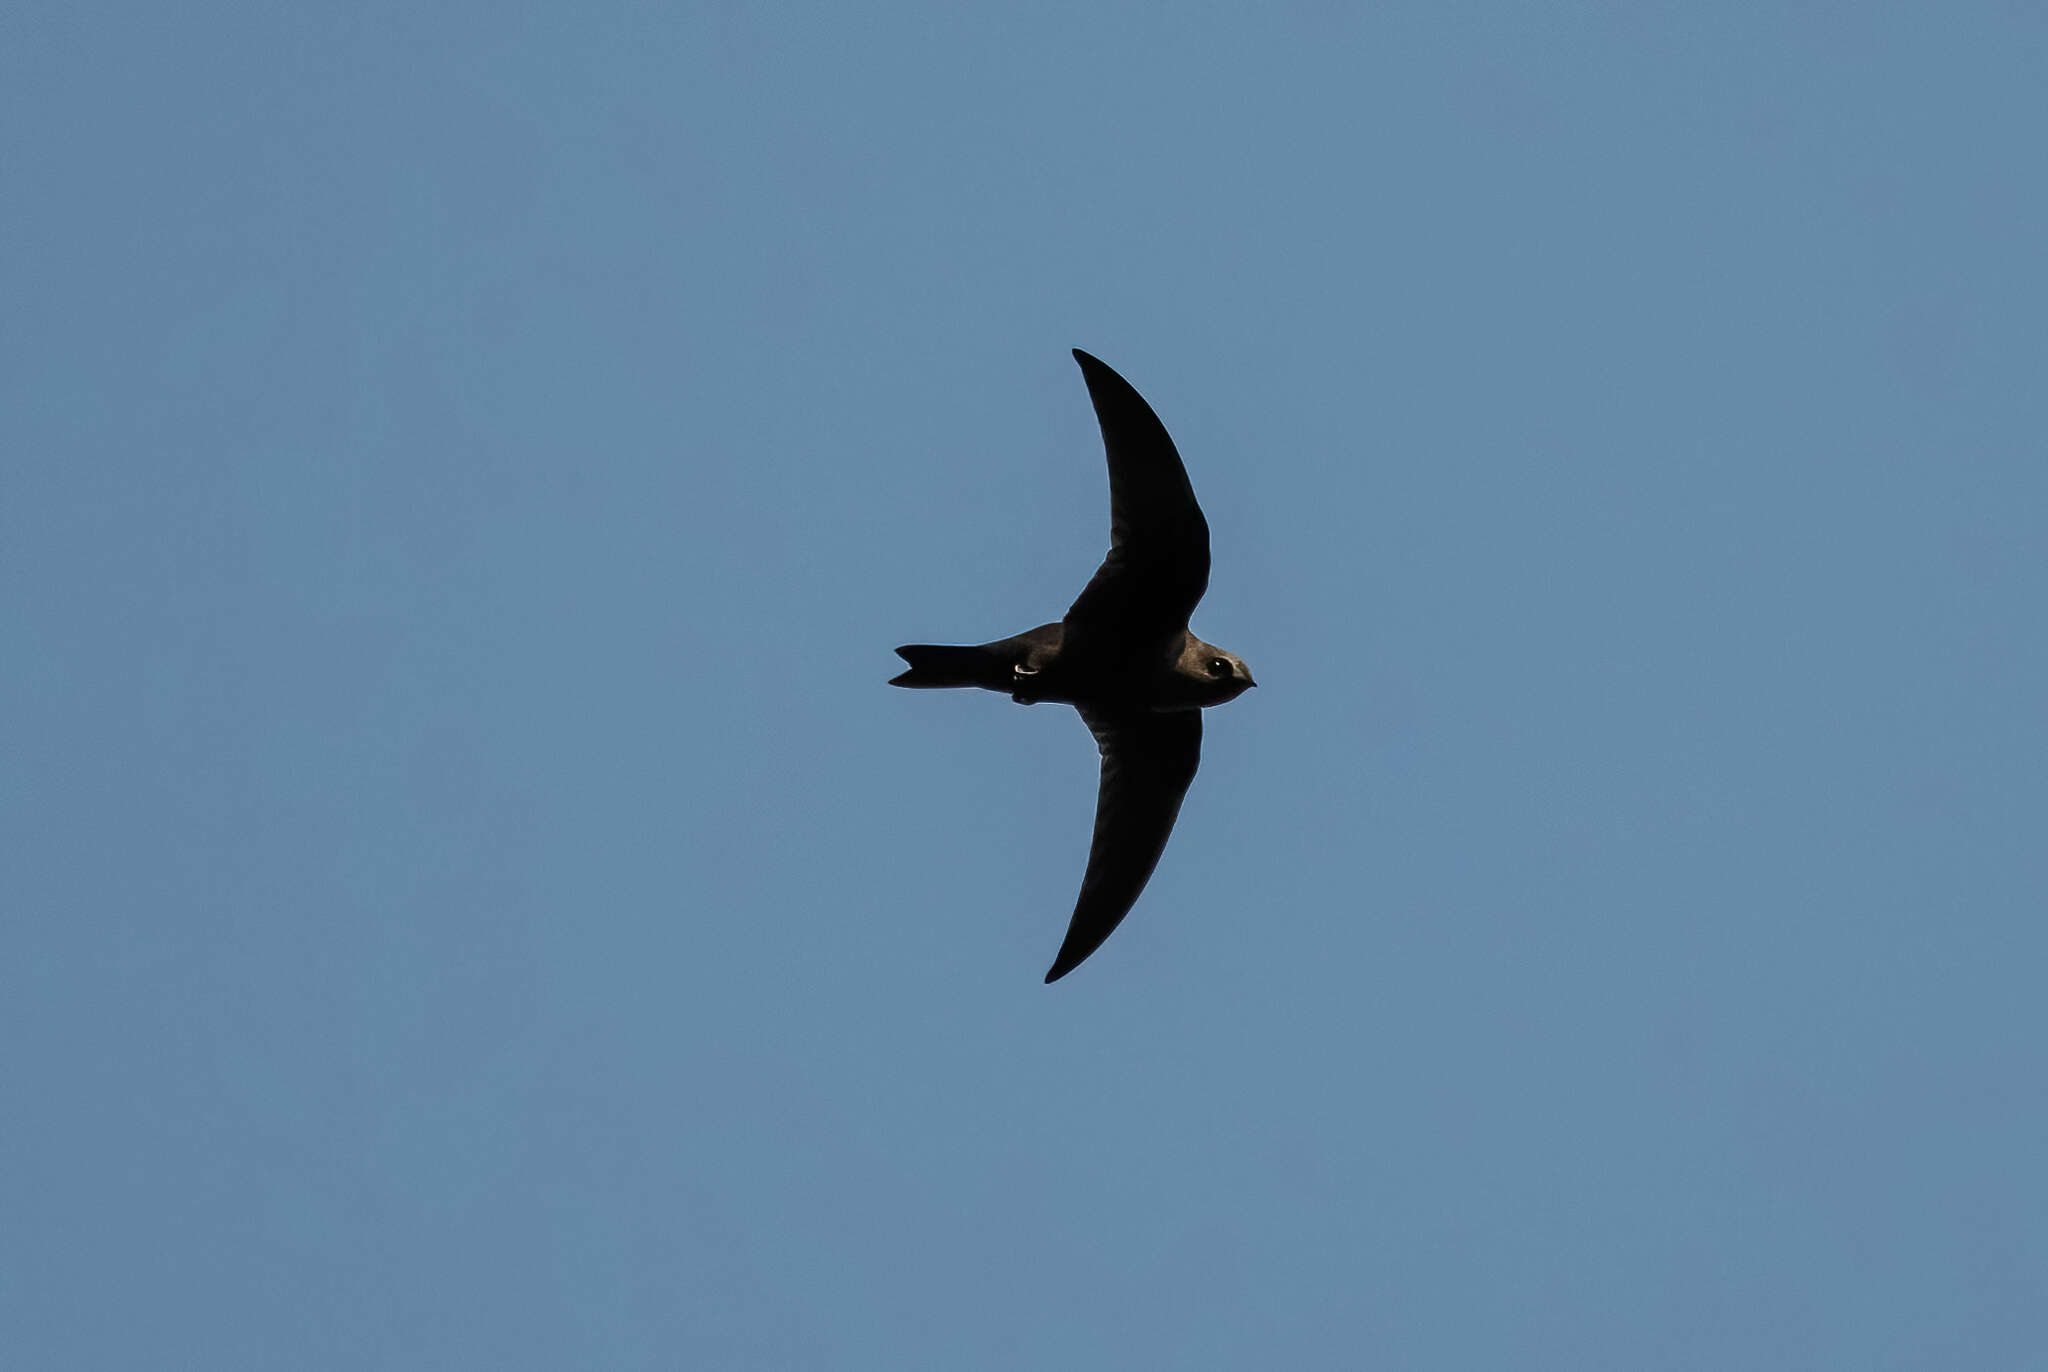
[1044,707,1204,983]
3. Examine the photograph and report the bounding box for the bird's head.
[1181,639,1257,706]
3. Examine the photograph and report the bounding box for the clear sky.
[6,4,2045,1367]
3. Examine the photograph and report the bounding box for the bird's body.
[891,350,1254,982]
[892,623,1246,712]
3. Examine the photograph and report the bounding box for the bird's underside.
[891,350,1251,982]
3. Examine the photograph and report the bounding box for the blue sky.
[6,3,2045,1366]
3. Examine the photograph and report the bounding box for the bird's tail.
[890,644,1001,689]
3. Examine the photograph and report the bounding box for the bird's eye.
[1207,658,1230,676]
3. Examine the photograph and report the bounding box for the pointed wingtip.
[1043,944,1088,983]
[1070,349,1130,397]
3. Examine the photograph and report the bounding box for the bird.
[890,349,1255,982]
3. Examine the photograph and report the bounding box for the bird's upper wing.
[1044,706,1204,983]
[1063,351,1211,660]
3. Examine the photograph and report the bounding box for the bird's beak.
[1244,675,1257,688]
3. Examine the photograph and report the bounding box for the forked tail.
[890,644,1001,689]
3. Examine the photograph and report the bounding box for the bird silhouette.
[891,350,1255,982]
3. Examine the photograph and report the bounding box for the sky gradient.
[6,4,2046,1367]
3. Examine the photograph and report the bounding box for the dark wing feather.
[1063,351,1211,658]
[1044,707,1203,983]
